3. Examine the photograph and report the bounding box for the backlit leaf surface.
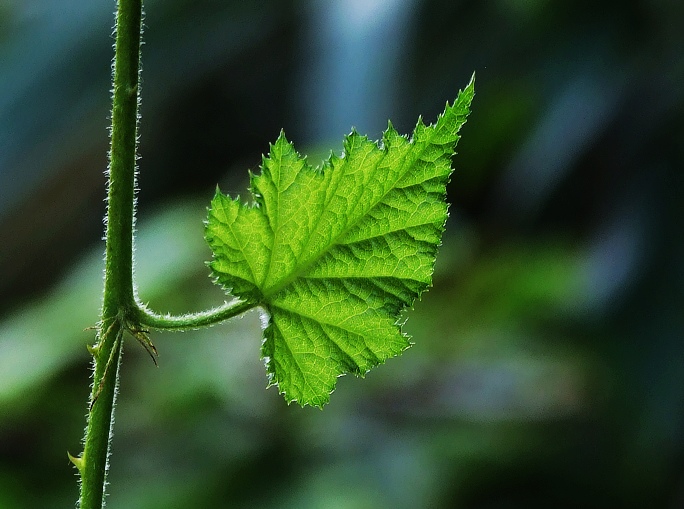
[206,78,474,406]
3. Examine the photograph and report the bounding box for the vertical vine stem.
[76,0,143,507]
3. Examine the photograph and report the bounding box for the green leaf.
[206,77,474,406]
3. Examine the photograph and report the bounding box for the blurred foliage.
[1,0,683,508]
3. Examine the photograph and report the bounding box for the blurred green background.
[1,0,683,507]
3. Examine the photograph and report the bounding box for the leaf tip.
[86,342,100,358]
[68,451,85,472]
[383,120,402,144]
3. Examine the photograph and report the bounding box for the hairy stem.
[136,299,255,330]
[77,0,143,507]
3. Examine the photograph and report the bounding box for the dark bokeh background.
[1,1,683,507]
